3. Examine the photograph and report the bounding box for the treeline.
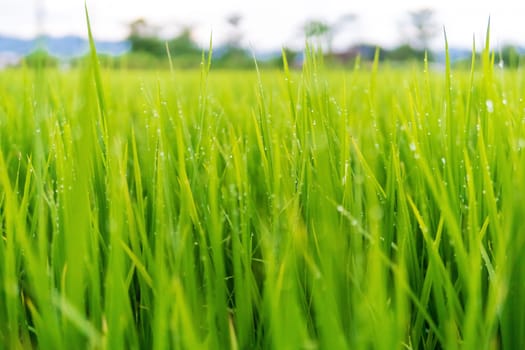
[22,42,524,70]
[19,9,525,70]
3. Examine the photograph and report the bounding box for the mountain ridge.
[0,34,130,58]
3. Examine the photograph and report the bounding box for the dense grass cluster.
[1,20,525,349]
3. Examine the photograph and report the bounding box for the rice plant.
[0,13,524,349]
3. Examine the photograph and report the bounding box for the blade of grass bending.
[84,3,106,117]
[165,41,174,75]
[84,3,108,155]
[52,291,103,347]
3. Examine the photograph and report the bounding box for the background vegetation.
[9,8,520,70]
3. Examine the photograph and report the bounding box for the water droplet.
[486,100,494,113]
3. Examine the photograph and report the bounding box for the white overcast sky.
[1,0,525,50]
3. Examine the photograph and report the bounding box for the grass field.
[1,19,525,349]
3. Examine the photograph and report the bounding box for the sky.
[1,0,525,51]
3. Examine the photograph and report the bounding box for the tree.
[226,13,243,48]
[128,18,160,38]
[303,20,330,39]
[303,20,331,51]
[303,14,357,54]
[499,45,521,69]
[407,8,438,50]
[166,27,202,68]
[127,18,164,56]
[23,50,59,68]
[214,14,252,69]
[384,44,425,62]
[167,27,200,55]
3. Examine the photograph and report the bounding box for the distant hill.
[1,33,523,69]
[0,34,130,58]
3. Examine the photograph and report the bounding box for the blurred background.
[1,0,524,69]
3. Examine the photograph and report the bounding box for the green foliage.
[128,34,166,56]
[303,20,331,38]
[384,44,427,61]
[167,29,201,56]
[1,24,525,350]
[22,49,59,68]
[127,19,201,61]
[274,47,300,69]
[127,18,164,56]
[498,45,521,68]
[212,47,254,69]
